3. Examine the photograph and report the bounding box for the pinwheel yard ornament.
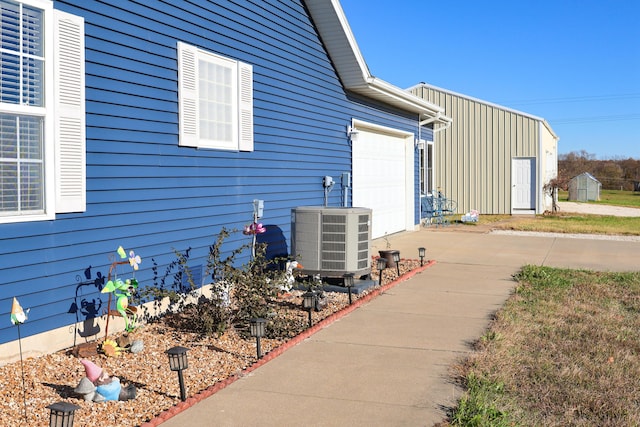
[10,297,29,325]
[10,297,30,422]
[129,250,141,270]
[243,222,266,235]
[244,221,266,260]
[245,200,267,259]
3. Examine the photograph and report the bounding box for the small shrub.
[144,227,298,339]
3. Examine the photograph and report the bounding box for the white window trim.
[0,1,85,224]
[178,41,253,152]
[0,0,53,223]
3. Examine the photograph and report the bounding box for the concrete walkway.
[158,227,639,427]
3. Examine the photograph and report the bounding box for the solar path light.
[166,346,189,401]
[392,251,401,276]
[302,291,316,327]
[250,317,266,359]
[418,247,426,266]
[343,273,355,304]
[376,257,387,286]
[47,401,80,427]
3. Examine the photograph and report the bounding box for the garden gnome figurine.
[75,359,136,402]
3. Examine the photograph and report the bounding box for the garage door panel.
[352,129,408,238]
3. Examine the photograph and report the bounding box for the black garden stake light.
[250,317,266,359]
[418,247,426,266]
[392,251,401,276]
[47,401,80,427]
[302,291,316,327]
[166,346,189,401]
[343,273,355,304]
[377,257,387,286]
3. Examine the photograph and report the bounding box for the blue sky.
[340,0,640,159]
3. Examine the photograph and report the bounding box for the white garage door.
[351,122,414,239]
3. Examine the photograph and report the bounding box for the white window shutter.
[54,10,86,213]
[238,61,253,152]
[178,42,199,147]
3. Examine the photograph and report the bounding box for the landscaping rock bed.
[0,258,420,427]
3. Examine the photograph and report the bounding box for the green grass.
[494,212,640,236]
[482,189,640,235]
[447,266,640,426]
[443,191,640,425]
[558,189,640,208]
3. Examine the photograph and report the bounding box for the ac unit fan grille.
[323,260,346,270]
[322,231,346,242]
[323,242,346,252]
[324,215,347,224]
[323,251,348,261]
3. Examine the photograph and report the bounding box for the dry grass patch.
[447,265,640,426]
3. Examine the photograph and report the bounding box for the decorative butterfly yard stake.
[103,246,142,345]
[10,297,29,423]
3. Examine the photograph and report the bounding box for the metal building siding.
[410,85,543,214]
[0,0,419,345]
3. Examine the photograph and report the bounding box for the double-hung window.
[419,139,434,195]
[177,41,253,151]
[0,0,85,223]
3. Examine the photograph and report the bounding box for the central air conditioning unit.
[291,206,372,277]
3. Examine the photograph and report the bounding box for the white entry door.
[512,157,535,211]
[352,122,413,239]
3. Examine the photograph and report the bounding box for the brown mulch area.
[0,258,421,427]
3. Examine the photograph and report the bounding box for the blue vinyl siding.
[0,0,421,344]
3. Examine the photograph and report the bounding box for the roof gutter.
[304,0,451,126]
[366,77,445,118]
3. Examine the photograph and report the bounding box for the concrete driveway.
[156,226,639,427]
[558,201,640,217]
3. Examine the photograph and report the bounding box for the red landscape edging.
[142,259,436,426]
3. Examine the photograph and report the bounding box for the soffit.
[304,0,449,124]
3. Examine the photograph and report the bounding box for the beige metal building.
[409,83,559,215]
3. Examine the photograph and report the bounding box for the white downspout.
[537,121,544,214]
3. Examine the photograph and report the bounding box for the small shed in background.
[568,172,601,201]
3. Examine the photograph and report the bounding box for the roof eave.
[304,0,450,125]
